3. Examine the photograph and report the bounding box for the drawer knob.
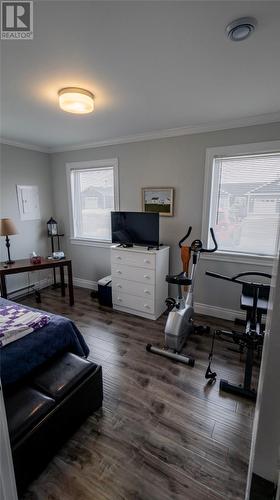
[144,304,150,309]
[116,270,122,274]
[144,259,150,264]
[144,274,150,279]
[116,284,122,288]
[116,256,122,260]
[117,297,122,302]
[144,289,150,294]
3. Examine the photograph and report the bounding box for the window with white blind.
[203,143,280,259]
[66,159,119,244]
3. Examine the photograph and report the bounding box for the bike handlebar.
[179,226,192,248]
[179,226,218,253]
[206,271,271,287]
[201,228,218,253]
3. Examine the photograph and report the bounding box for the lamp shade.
[0,218,18,236]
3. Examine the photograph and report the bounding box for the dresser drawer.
[112,278,154,299]
[111,264,155,284]
[111,250,155,269]
[112,292,155,314]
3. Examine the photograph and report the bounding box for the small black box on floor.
[98,275,112,307]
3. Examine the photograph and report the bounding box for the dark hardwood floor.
[20,287,258,500]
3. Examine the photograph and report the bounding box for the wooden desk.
[0,258,74,306]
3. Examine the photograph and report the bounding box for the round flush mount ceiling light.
[58,87,94,114]
[226,17,257,42]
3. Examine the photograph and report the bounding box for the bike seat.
[240,294,269,314]
[165,272,192,286]
[240,284,269,314]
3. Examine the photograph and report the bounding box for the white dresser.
[111,245,169,320]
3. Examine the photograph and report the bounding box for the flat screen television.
[111,211,159,247]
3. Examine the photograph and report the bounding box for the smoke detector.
[226,17,257,42]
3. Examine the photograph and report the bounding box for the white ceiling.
[1,1,280,151]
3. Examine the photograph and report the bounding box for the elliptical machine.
[146,227,218,365]
[205,271,271,400]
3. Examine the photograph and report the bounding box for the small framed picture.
[142,187,174,217]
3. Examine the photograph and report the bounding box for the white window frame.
[201,140,280,266]
[66,158,119,247]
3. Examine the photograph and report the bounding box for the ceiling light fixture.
[58,87,94,114]
[226,17,257,42]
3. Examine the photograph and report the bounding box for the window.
[66,159,119,244]
[203,143,280,259]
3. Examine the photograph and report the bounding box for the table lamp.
[0,218,18,264]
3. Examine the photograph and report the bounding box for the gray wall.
[0,144,53,292]
[51,122,280,314]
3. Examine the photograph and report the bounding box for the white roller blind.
[210,153,280,256]
[70,166,115,241]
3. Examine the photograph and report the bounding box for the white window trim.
[66,158,119,246]
[201,140,280,265]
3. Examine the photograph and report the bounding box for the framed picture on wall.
[142,187,174,217]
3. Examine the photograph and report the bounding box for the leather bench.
[4,352,103,495]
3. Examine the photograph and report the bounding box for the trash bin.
[97,275,112,307]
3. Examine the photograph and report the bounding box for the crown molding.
[1,111,280,154]
[0,138,50,153]
[48,112,280,153]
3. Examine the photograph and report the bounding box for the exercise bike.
[205,271,271,400]
[146,226,218,365]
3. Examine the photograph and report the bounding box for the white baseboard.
[73,277,98,290]
[3,273,244,322]
[194,302,245,321]
[71,277,244,321]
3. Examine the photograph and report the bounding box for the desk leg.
[67,262,74,306]
[60,266,65,297]
[0,274,7,299]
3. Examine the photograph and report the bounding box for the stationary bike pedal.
[215,330,223,337]
[165,297,177,312]
[194,325,210,335]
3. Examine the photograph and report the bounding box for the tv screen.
[111,212,159,246]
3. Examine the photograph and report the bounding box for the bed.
[0,297,89,387]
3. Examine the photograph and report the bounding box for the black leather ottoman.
[5,386,55,445]
[4,352,103,496]
[32,352,95,400]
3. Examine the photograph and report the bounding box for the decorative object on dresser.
[142,187,174,216]
[47,217,65,288]
[111,245,169,320]
[0,218,18,264]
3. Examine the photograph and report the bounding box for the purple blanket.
[0,304,50,347]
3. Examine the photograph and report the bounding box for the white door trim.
[0,382,18,500]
